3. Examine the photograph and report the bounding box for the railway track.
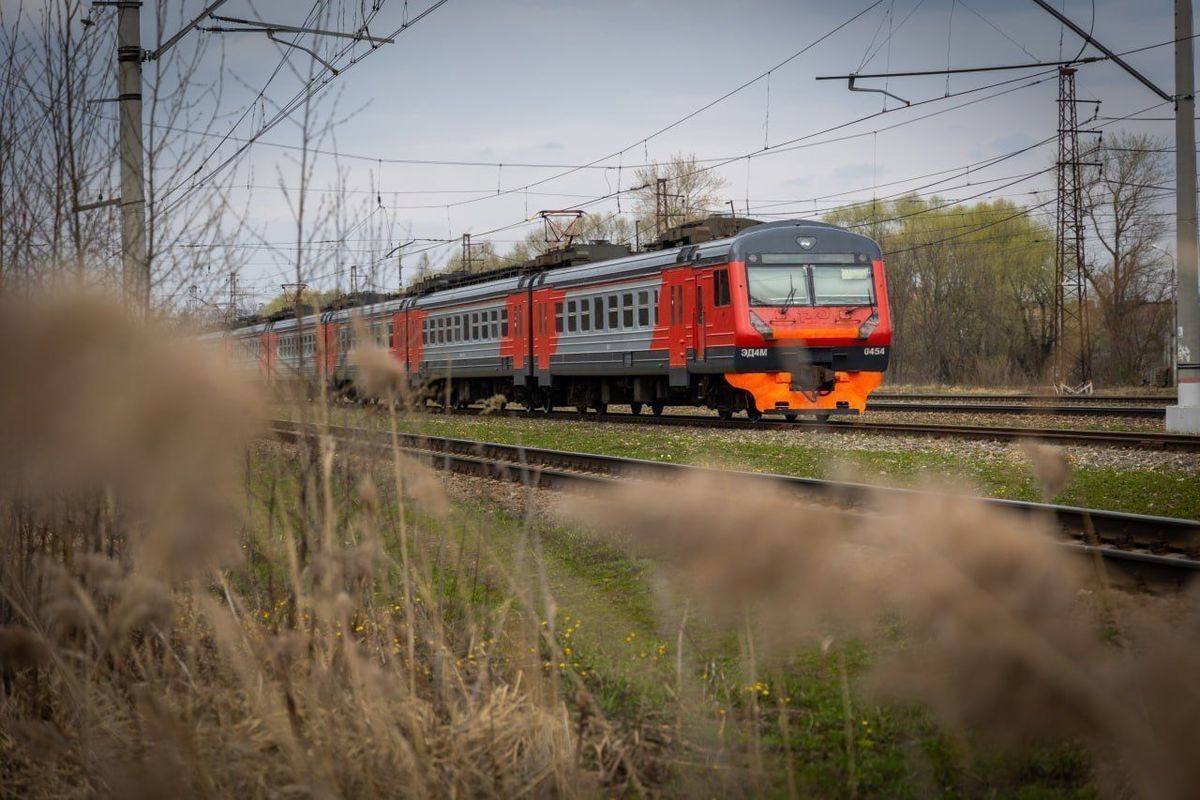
[452,406,1200,453]
[866,401,1167,418]
[270,418,1200,590]
[875,392,1175,405]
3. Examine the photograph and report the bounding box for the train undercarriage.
[398,370,881,421]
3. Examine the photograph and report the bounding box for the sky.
[96,0,1198,306]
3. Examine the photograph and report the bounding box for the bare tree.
[0,1,250,312]
[631,153,727,234]
[1084,133,1174,385]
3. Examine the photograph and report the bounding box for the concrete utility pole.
[116,0,147,315]
[101,0,230,316]
[1169,0,1200,432]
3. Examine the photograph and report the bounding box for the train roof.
[221,219,881,336]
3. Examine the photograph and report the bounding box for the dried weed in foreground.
[564,472,1200,800]
[0,294,596,799]
[0,293,262,577]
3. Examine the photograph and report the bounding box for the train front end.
[724,221,891,418]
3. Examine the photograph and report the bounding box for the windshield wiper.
[781,276,800,311]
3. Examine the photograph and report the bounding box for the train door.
[693,281,707,360]
[707,267,734,351]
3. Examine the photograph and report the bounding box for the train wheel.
[746,407,762,422]
[651,402,664,417]
[542,394,554,413]
[630,402,644,416]
[595,402,608,415]
[717,409,732,421]
[576,404,587,415]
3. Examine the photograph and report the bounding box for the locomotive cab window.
[747,264,809,307]
[812,266,874,306]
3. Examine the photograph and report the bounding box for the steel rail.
[866,401,1166,418]
[874,392,1176,405]
[269,418,1200,590]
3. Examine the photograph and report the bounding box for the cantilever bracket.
[847,75,910,107]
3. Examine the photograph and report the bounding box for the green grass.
[318,408,1200,520]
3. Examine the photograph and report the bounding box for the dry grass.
[2,294,1198,799]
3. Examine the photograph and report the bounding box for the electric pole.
[1169,0,1200,432]
[116,0,147,315]
[98,0,231,316]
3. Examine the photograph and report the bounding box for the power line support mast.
[116,1,147,316]
[1169,0,1200,432]
[98,0,230,316]
[1053,67,1092,394]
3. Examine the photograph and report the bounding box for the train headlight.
[857,311,879,340]
[750,311,774,339]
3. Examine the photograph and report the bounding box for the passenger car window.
[637,290,649,327]
[622,294,633,328]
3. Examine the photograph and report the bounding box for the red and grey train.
[219,219,892,419]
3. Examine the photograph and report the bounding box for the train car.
[219,218,891,419]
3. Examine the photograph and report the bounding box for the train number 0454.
[863,347,886,356]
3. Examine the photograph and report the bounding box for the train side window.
[490,309,498,339]
[565,300,575,333]
[502,308,510,337]
[580,299,591,331]
[555,302,564,333]
[714,269,731,307]
[607,294,619,329]
[592,297,603,330]
[652,289,660,325]
[637,290,649,327]
[622,293,633,328]
[387,321,394,347]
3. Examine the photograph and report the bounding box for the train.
[214,217,892,420]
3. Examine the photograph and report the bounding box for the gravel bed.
[410,413,1200,475]
[656,419,1200,474]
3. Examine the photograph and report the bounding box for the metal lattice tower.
[1054,67,1093,393]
